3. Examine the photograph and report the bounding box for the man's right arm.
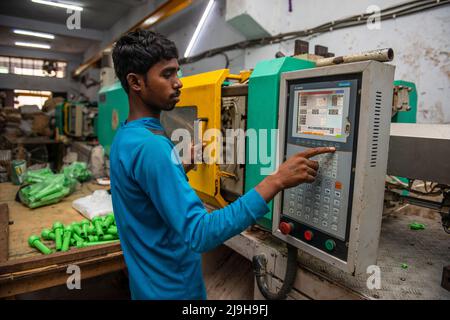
[133,138,334,253]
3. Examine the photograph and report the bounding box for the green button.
[325,239,336,251]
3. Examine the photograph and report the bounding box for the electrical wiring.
[179,0,450,65]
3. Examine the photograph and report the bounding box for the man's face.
[140,58,182,112]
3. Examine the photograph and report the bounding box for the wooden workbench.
[0,181,125,298]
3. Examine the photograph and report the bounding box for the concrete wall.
[128,0,450,123]
[237,0,450,124]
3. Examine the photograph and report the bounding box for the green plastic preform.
[61,225,73,252]
[88,234,115,242]
[41,228,55,240]
[77,239,119,248]
[107,226,118,236]
[72,232,85,246]
[52,222,64,251]
[71,222,83,238]
[92,216,104,238]
[87,225,95,234]
[80,219,90,237]
[102,234,116,241]
[103,213,115,230]
[29,235,52,255]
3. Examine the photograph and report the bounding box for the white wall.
[155,0,246,76]
[80,0,449,123]
[240,0,450,124]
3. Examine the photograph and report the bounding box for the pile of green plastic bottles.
[28,213,119,255]
[19,162,92,209]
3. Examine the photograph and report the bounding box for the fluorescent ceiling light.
[184,0,215,58]
[15,41,51,49]
[31,0,83,11]
[13,29,55,40]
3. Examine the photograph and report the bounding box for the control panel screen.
[279,77,360,261]
[292,86,350,143]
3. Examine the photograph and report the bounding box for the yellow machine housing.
[162,69,249,207]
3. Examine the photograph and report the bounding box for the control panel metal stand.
[273,61,395,274]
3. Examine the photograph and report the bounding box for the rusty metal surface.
[315,48,394,67]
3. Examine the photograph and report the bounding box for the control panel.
[273,61,395,274]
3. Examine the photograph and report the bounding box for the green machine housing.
[244,57,315,230]
[55,101,98,138]
[98,81,130,156]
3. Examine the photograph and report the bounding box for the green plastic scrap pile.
[28,213,119,255]
[19,162,91,209]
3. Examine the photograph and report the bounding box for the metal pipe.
[315,48,394,67]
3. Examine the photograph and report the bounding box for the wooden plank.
[0,254,125,298]
[0,251,123,282]
[0,243,122,275]
[0,203,9,262]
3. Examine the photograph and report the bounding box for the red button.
[279,222,293,235]
[304,230,314,241]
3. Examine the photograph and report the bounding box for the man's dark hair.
[112,30,179,94]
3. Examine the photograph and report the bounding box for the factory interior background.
[0,0,449,302]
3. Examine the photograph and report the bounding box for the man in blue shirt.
[110,30,335,300]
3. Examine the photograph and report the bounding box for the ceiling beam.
[72,0,193,78]
[0,44,82,63]
[0,14,104,41]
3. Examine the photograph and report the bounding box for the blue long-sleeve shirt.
[110,117,269,300]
